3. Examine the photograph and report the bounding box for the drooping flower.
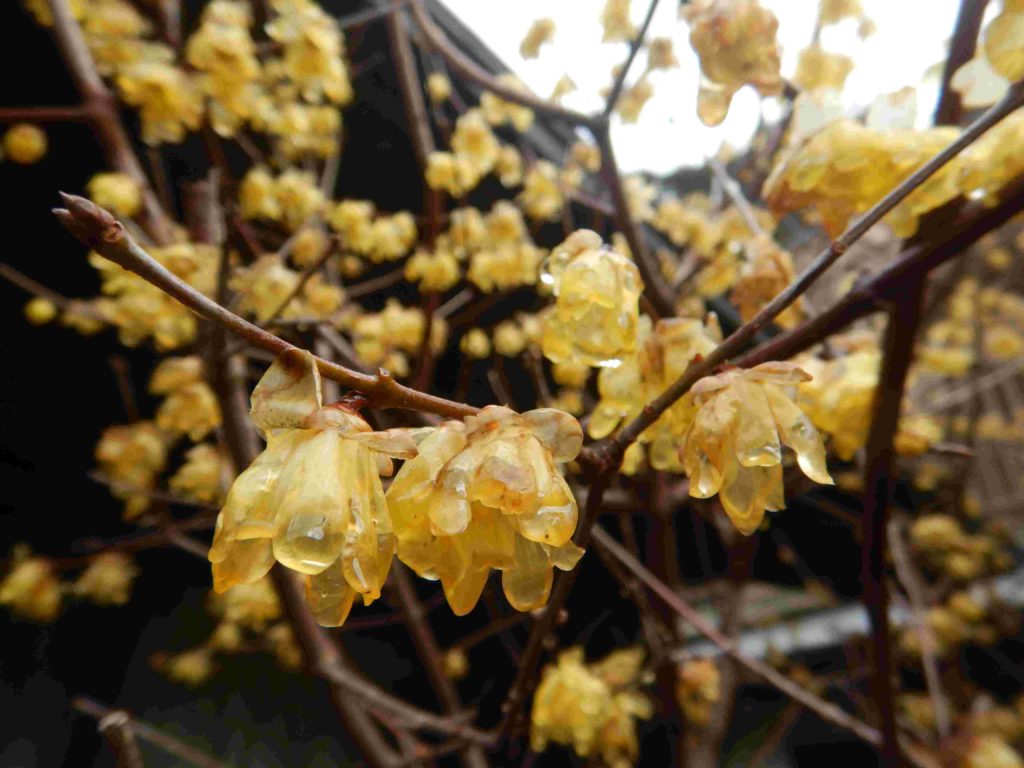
[0,547,61,622]
[73,552,137,606]
[150,356,222,442]
[387,405,584,615]
[87,172,142,218]
[541,230,643,368]
[95,421,169,519]
[208,350,417,627]
[520,18,556,59]
[677,362,833,534]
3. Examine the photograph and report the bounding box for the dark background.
[0,2,914,766]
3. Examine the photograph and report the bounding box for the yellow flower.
[646,37,679,71]
[208,576,281,629]
[541,230,643,368]
[818,0,862,25]
[328,199,376,253]
[427,72,452,105]
[87,172,142,218]
[468,243,543,292]
[96,421,168,519]
[601,0,636,43]
[963,735,1024,768]
[425,151,479,196]
[460,328,492,359]
[531,647,652,768]
[793,44,854,93]
[480,75,535,131]
[683,0,782,126]
[209,350,417,627]
[368,212,417,263]
[495,145,524,187]
[82,0,152,76]
[73,552,137,606]
[159,648,216,687]
[679,363,833,534]
[3,123,47,164]
[388,405,584,614]
[451,108,500,177]
[493,320,528,357]
[266,0,353,104]
[150,357,222,442]
[170,444,227,503]
[24,298,58,325]
[730,236,803,328]
[0,549,61,622]
[405,249,461,292]
[676,659,720,726]
[520,18,555,59]
[518,161,564,221]
[764,119,964,238]
[117,54,204,144]
[983,3,1024,82]
[615,78,654,124]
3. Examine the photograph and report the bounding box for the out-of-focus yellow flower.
[266,0,353,105]
[81,0,152,76]
[764,119,963,238]
[731,236,803,328]
[426,72,452,105]
[480,75,535,131]
[520,18,555,59]
[73,552,137,606]
[550,74,577,103]
[444,648,469,679]
[24,298,58,325]
[87,172,142,218]
[170,444,226,503]
[150,357,222,442]
[369,212,417,263]
[615,78,654,124]
[684,0,782,126]
[3,123,47,164]
[209,350,418,628]
[96,421,168,519]
[818,0,862,25]
[541,230,643,368]
[519,161,564,221]
[646,37,679,71]
[460,328,492,359]
[531,647,652,768]
[426,151,478,197]
[159,648,216,687]
[208,577,281,630]
[0,548,61,622]
[239,167,325,231]
[349,299,447,374]
[388,405,584,614]
[405,249,461,292]
[493,320,528,357]
[793,44,854,93]
[22,0,85,26]
[328,199,375,253]
[495,145,524,187]
[983,2,1024,82]
[679,363,833,534]
[601,0,636,43]
[118,53,204,144]
[676,659,720,726]
[468,242,544,292]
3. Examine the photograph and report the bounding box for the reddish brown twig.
[53,194,477,421]
[73,697,226,768]
[934,0,991,125]
[603,0,662,118]
[0,105,86,121]
[860,278,927,768]
[590,525,884,746]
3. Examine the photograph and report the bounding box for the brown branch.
[707,157,767,238]
[861,278,927,768]
[0,105,86,121]
[72,697,226,768]
[53,195,478,421]
[593,120,675,317]
[97,710,145,768]
[603,0,662,118]
[408,0,596,128]
[589,525,884,747]
[46,0,175,244]
[495,474,611,739]
[889,517,952,742]
[586,81,1024,470]
[934,0,991,126]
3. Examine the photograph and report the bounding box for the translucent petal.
[763,383,833,485]
[349,428,419,460]
[428,483,472,535]
[502,538,554,611]
[209,430,301,560]
[719,459,764,536]
[467,504,517,570]
[518,479,578,547]
[443,566,489,616]
[545,540,585,571]
[734,381,782,468]
[250,348,322,436]
[305,562,357,627]
[211,538,275,593]
[523,408,584,462]
[271,431,349,575]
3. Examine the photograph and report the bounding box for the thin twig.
[603,0,662,118]
[590,526,883,747]
[861,277,928,768]
[72,697,226,768]
[97,710,145,768]
[0,105,87,121]
[53,195,478,421]
[934,0,991,126]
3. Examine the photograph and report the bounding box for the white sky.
[439,0,969,172]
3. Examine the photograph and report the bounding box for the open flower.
[678,362,833,534]
[541,230,643,368]
[209,350,417,627]
[387,405,584,615]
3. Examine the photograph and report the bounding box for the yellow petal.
[349,428,419,460]
[443,566,489,616]
[763,383,833,485]
[502,538,554,611]
[250,348,322,436]
[271,431,349,575]
[305,563,357,627]
[523,408,584,462]
[211,538,275,593]
[733,381,782,468]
